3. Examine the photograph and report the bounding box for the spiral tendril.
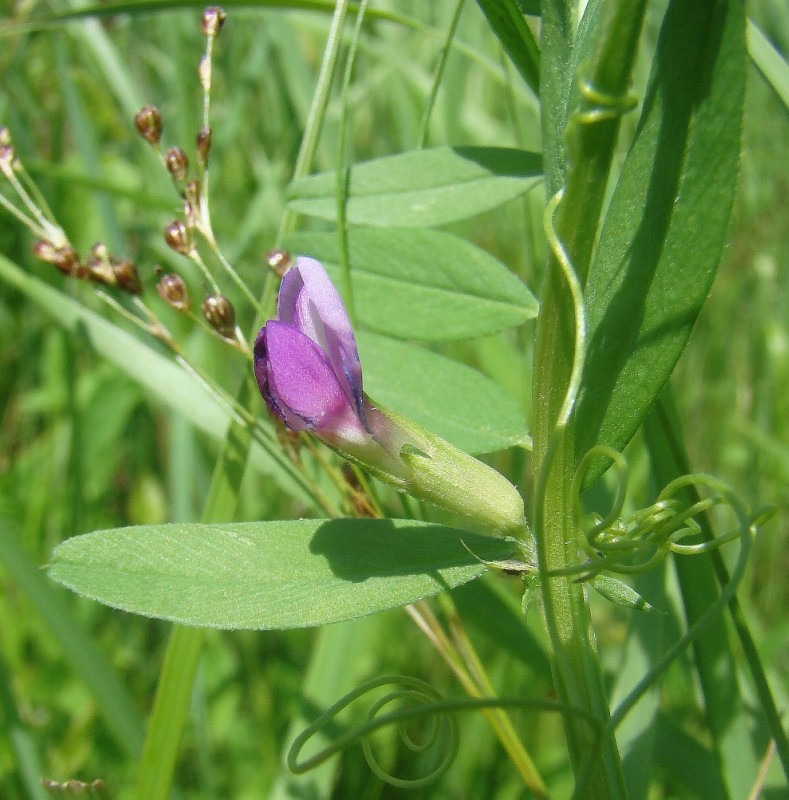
[287,674,607,789]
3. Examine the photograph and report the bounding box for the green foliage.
[287,146,542,226]
[284,228,538,341]
[0,0,787,798]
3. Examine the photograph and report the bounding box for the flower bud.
[113,259,142,294]
[265,248,293,277]
[165,147,189,181]
[164,220,192,255]
[201,6,226,36]
[156,272,190,311]
[0,127,10,146]
[134,106,163,145]
[196,127,212,167]
[201,294,236,338]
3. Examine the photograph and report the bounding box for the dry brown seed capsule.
[58,247,87,278]
[164,220,192,255]
[113,259,142,294]
[165,146,189,181]
[34,242,85,278]
[265,248,293,277]
[201,6,226,36]
[134,106,163,145]
[201,294,236,338]
[196,127,212,167]
[156,272,190,311]
[33,240,81,275]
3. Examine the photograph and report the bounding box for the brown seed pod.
[134,106,163,146]
[32,241,86,278]
[201,294,236,338]
[156,273,190,311]
[113,259,142,294]
[164,220,192,255]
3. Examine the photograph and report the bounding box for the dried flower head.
[156,272,190,311]
[113,259,142,294]
[134,106,163,146]
[32,241,85,278]
[201,294,236,338]
[201,6,226,37]
[165,147,189,181]
[164,220,192,255]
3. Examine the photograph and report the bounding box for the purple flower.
[254,257,374,450]
[254,256,527,536]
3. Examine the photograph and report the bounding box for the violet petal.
[262,321,368,443]
[278,257,366,424]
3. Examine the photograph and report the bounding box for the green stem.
[532,2,648,797]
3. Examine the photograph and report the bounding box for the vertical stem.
[532,2,648,797]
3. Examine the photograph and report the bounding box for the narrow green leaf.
[358,331,530,454]
[576,0,746,476]
[748,18,789,112]
[48,520,517,629]
[475,0,540,94]
[287,146,542,227]
[284,228,538,341]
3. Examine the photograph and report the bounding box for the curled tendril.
[288,675,457,788]
[559,445,770,582]
[574,78,639,125]
[287,674,607,789]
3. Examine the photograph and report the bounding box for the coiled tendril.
[288,675,458,789]
[287,674,605,789]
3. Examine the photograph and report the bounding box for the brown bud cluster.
[156,273,190,311]
[201,294,235,338]
[32,239,141,293]
[201,6,226,37]
[265,248,293,277]
[165,147,189,181]
[134,106,163,145]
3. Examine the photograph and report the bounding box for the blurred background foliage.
[0,1,787,798]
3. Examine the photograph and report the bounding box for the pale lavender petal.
[260,321,368,443]
[277,257,365,424]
